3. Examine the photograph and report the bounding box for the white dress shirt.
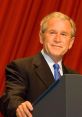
[41,50,63,76]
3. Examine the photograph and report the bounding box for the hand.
[16,101,33,117]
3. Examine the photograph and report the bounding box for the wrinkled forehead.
[44,17,71,26]
[43,18,72,32]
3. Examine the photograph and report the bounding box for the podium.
[33,74,82,117]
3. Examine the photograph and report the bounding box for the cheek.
[43,38,51,45]
[63,39,71,48]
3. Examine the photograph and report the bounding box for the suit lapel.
[32,53,73,88]
[33,53,54,88]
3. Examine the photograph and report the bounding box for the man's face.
[40,18,74,61]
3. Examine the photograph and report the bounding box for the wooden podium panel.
[33,74,82,117]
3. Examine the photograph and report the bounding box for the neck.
[43,49,62,63]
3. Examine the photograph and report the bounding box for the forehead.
[46,18,72,31]
[47,18,70,26]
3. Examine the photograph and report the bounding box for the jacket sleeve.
[0,61,28,117]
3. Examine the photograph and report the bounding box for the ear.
[69,37,75,49]
[39,32,44,44]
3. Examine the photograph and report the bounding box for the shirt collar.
[41,49,63,76]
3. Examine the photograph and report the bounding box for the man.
[0,12,76,117]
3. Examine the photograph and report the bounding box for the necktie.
[53,64,60,81]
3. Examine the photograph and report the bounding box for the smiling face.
[40,18,75,62]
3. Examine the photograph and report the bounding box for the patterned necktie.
[53,64,60,81]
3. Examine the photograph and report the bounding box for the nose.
[54,33,61,42]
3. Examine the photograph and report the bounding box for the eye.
[61,32,68,36]
[49,31,56,35]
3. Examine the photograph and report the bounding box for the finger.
[25,101,33,111]
[22,101,33,117]
[16,104,26,117]
[16,108,23,117]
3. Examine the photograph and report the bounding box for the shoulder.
[6,52,44,70]
[62,64,78,74]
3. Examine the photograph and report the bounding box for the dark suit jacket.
[0,52,76,117]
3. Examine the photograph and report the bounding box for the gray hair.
[40,12,76,37]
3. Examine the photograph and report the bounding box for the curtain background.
[0,0,82,116]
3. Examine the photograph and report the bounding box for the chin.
[51,52,62,57]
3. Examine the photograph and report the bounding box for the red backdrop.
[0,0,82,116]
